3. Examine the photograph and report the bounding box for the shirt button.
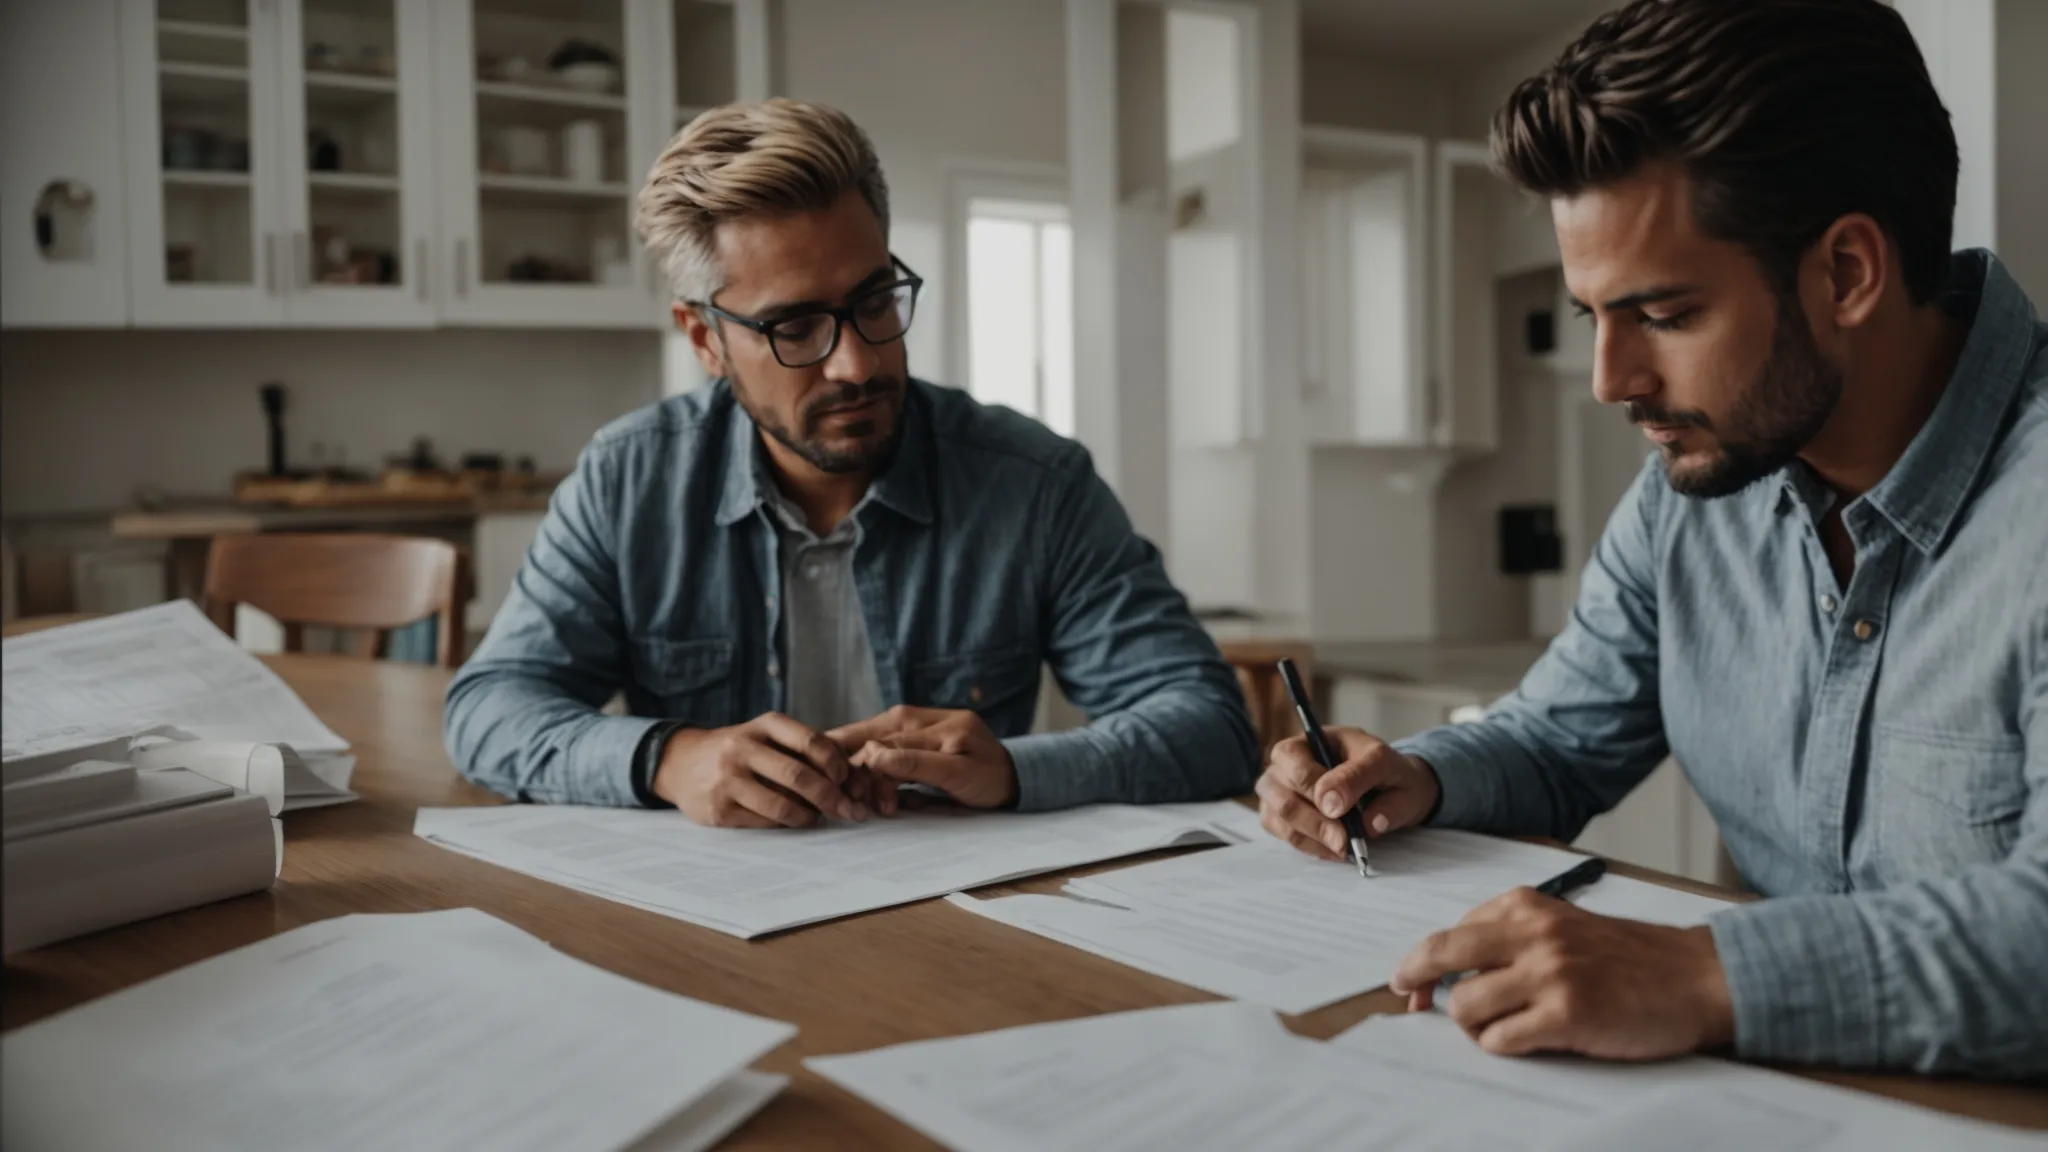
[767,659,781,677]
[1819,594,1837,613]
[805,564,822,579]
[1853,619,1878,641]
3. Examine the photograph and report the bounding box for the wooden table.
[5,655,2043,1146]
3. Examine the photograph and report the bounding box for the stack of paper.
[813,1004,2038,1152]
[1,908,796,1152]
[812,1001,1565,1151]
[951,830,1736,1013]
[415,801,1248,938]
[3,764,280,954]
[1,602,354,803]
[1335,1013,2041,1152]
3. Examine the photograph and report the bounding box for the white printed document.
[415,801,1237,938]
[952,831,1735,1013]
[1339,1013,2039,1152]
[1,601,349,766]
[811,1000,1563,1152]
[1,907,794,1152]
[129,736,357,813]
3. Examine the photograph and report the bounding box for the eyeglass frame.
[688,255,925,369]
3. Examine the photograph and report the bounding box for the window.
[964,198,1073,437]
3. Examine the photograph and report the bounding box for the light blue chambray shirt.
[1398,251,2048,1076]
[445,378,1256,813]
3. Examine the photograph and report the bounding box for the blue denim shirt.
[445,379,1256,813]
[1399,251,2048,1076]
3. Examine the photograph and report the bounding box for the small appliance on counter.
[229,385,559,508]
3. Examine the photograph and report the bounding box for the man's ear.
[1818,214,1888,332]
[674,303,729,378]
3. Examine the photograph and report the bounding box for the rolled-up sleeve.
[1395,455,1672,841]
[1005,446,1258,811]
[443,440,661,807]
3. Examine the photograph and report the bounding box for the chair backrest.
[1216,640,1316,768]
[202,534,466,668]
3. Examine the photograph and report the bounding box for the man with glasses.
[445,98,1256,828]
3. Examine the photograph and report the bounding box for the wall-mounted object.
[1499,504,1563,575]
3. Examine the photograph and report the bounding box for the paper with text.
[1,602,348,764]
[810,1001,1573,1152]
[0,907,793,1152]
[1340,1013,2038,1152]
[129,737,357,813]
[628,1070,787,1152]
[415,802,1231,938]
[955,831,1735,1013]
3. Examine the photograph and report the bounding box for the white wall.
[1894,0,1998,254]
[1300,51,1452,138]
[779,0,1067,387]
[1995,0,2048,299]
[0,329,661,517]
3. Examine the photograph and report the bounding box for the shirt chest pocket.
[905,646,1042,722]
[630,637,735,726]
[1869,724,2028,883]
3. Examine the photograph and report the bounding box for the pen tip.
[1352,841,1370,878]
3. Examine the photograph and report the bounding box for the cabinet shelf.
[475,80,624,113]
[157,18,247,42]
[309,171,401,196]
[158,60,249,105]
[163,169,252,190]
[478,173,630,207]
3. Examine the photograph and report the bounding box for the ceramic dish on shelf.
[552,61,620,93]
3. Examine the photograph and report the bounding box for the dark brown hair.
[1493,0,1958,304]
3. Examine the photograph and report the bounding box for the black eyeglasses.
[693,256,924,369]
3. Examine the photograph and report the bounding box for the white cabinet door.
[1299,127,1428,447]
[1,0,131,328]
[122,0,290,326]
[433,0,664,329]
[275,0,437,326]
[643,0,771,306]
[1432,140,1501,452]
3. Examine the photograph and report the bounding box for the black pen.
[1276,658,1371,879]
[1438,856,1608,995]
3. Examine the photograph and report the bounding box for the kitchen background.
[4,0,2042,883]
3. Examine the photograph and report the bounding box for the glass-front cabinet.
[122,0,434,326]
[433,0,659,328]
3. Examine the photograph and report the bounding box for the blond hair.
[634,98,890,303]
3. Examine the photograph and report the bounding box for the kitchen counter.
[1313,639,1549,697]
[109,493,553,540]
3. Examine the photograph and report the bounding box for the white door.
[274,0,437,326]
[433,0,663,329]
[1,0,131,327]
[122,0,290,326]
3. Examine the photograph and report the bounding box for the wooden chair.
[202,534,468,668]
[1218,640,1317,767]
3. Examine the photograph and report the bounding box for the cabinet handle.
[416,239,429,301]
[262,232,276,295]
[295,230,310,291]
[454,238,469,298]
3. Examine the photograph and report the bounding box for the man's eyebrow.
[1567,285,1702,314]
[751,264,897,322]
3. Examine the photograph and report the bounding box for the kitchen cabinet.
[432,0,662,329]
[120,0,436,328]
[1432,140,1501,451]
[1298,130,1505,451]
[1299,127,1428,446]
[2,0,132,328]
[21,0,767,332]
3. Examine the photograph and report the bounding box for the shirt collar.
[712,380,935,528]
[1859,249,2037,556]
